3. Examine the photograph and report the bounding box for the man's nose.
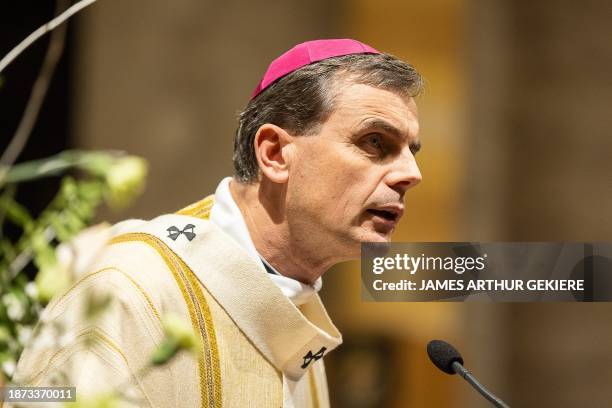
[385,149,422,196]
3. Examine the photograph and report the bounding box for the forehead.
[324,81,420,140]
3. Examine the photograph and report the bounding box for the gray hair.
[233,53,424,183]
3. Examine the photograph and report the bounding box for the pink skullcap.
[251,38,380,100]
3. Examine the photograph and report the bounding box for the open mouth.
[366,209,399,222]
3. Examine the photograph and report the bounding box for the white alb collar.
[209,177,322,305]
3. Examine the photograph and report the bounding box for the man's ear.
[253,124,293,183]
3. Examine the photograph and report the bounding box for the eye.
[357,133,392,158]
[365,133,384,151]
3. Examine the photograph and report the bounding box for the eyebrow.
[356,118,421,153]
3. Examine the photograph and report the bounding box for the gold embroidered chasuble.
[11,196,342,407]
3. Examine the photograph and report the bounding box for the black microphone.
[427,340,510,408]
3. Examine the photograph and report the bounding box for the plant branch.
[0,0,71,180]
[0,0,98,74]
[0,0,100,184]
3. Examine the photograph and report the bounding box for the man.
[12,39,422,407]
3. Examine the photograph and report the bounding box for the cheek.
[294,143,357,191]
[289,143,380,215]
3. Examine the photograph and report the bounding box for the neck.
[229,177,336,285]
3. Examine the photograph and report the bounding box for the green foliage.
[0,150,148,380]
[151,314,202,365]
[0,145,190,403]
[150,338,181,366]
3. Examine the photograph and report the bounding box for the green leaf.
[75,151,116,177]
[0,239,16,263]
[150,338,180,366]
[0,197,33,229]
[62,210,85,234]
[31,238,56,270]
[60,176,78,199]
[49,216,72,242]
[0,325,11,345]
[35,261,70,303]
[77,180,105,203]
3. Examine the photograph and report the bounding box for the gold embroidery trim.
[55,327,155,407]
[176,195,214,220]
[31,327,131,386]
[50,266,162,325]
[110,233,221,408]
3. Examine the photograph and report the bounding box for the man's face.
[285,80,422,260]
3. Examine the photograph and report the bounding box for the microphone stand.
[451,361,511,408]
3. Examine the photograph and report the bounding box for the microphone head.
[427,339,464,375]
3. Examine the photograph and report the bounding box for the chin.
[369,232,393,243]
[355,227,393,244]
[340,227,392,259]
